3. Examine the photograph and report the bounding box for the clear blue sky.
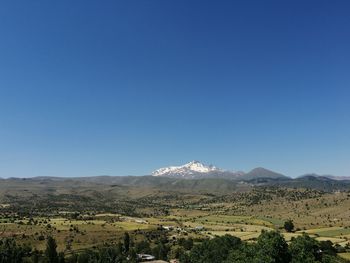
[0,1,349,178]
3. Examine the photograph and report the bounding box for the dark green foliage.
[135,240,152,254]
[45,236,58,263]
[66,254,78,263]
[31,250,40,263]
[117,241,123,255]
[98,247,124,263]
[58,252,65,263]
[72,247,125,263]
[152,242,169,261]
[319,240,337,256]
[223,232,290,263]
[0,231,344,263]
[188,235,241,263]
[187,232,341,263]
[123,232,130,253]
[128,248,138,263]
[0,238,30,263]
[77,253,90,263]
[254,230,290,263]
[284,219,295,232]
[224,243,257,263]
[289,234,322,263]
[178,237,194,250]
[173,247,186,260]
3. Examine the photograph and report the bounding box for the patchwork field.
[1,177,350,261]
[2,208,350,254]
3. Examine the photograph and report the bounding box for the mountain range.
[0,161,349,197]
[151,161,350,182]
[0,161,349,195]
[152,161,288,180]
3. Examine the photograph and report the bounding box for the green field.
[1,177,350,261]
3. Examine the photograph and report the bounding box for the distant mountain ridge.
[1,161,348,193]
[244,167,288,180]
[152,160,243,179]
[298,173,350,181]
[0,165,349,194]
[152,161,288,180]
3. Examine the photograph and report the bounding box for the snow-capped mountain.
[152,161,242,179]
[152,161,290,180]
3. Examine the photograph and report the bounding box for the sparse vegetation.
[0,177,350,262]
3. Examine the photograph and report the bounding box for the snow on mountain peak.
[151,162,287,180]
[184,160,217,172]
[152,161,225,178]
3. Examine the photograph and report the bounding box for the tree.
[170,246,185,260]
[319,240,336,256]
[0,238,30,263]
[255,231,290,263]
[117,241,123,255]
[284,220,294,233]
[32,250,40,263]
[66,254,78,263]
[77,253,89,263]
[179,237,194,250]
[128,248,138,263]
[225,243,257,263]
[153,242,169,261]
[135,240,151,254]
[289,234,320,263]
[45,236,58,263]
[58,252,66,263]
[124,232,130,253]
[189,235,241,263]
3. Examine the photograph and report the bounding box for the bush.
[284,219,294,232]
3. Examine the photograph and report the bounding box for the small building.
[162,225,174,230]
[137,253,156,261]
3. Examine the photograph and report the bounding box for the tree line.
[180,231,344,263]
[0,231,346,263]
